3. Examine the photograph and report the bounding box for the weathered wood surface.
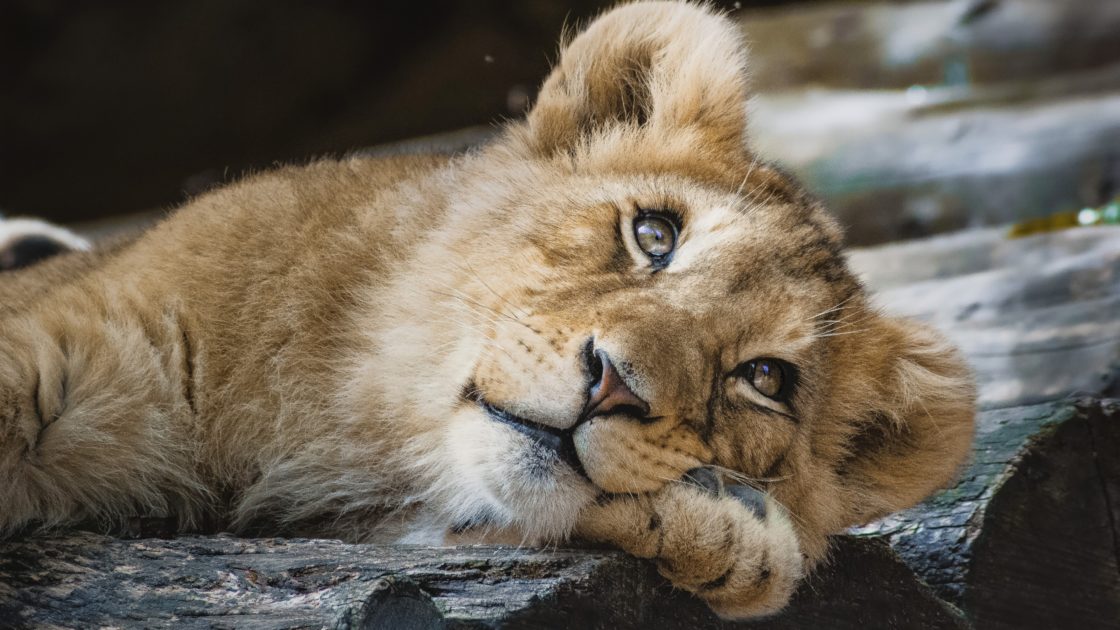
[752,83,1120,245]
[739,0,1120,91]
[851,225,1120,411]
[0,534,965,629]
[739,0,1120,245]
[856,399,1120,630]
[1,228,1118,628]
[850,225,1120,629]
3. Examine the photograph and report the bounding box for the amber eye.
[741,359,788,401]
[634,214,678,260]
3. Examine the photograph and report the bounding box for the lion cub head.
[372,1,975,557]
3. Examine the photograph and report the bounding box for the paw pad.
[726,485,767,520]
[681,467,723,496]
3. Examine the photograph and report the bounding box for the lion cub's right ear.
[520,2,751,161]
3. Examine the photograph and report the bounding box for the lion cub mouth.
[469,389,587,478]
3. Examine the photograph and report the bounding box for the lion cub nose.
[582,349,651,420]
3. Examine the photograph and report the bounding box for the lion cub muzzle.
[581,346,650,422]
[471,340,656,480]
[472,303,714,496]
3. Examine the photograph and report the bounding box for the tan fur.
[0,2,975,619]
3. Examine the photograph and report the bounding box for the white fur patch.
[669,204,743,273]
[0,216,90,252]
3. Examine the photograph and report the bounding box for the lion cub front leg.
[576,468,804,620]
[0,303,204,536]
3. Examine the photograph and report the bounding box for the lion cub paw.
[576,467,804,620]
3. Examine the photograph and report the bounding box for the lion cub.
[0,1,975,619]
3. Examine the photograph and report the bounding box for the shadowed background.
[2,0,1119,244]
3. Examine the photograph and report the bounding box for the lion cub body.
[1,154,456,537]
[0,3,974,619]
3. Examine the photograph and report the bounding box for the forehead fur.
[479,1,853,299]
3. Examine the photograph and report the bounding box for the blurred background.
[2,0,1119,245]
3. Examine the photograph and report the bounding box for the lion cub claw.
[576,467,803,620]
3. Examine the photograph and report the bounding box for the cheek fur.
[574,419,708,493]
[441,414,514,518]
[471,317,588,429]
[709,406,798,478]
[434,410,594,542]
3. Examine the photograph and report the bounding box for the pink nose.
[582,349,650,420]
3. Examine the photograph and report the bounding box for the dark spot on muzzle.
[682,467,724,497]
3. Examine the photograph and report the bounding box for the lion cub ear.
[522,2,751,158]
[830,316,977,526]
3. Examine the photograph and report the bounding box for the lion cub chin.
[0,1,975,621]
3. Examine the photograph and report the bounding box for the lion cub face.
[452,175,851,538]
[373,2,974,551]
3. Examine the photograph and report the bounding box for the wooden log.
[857,398,1120,629]
[2,403,1113,628]
[850,226,1120,411]
[738,0,1120,91]
[739,0,1120,246]
[0,533,966,629]
[753,87,1120,245]
[850,226,1120,628]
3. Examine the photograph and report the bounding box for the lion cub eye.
[634,213,678,261]
[739,358,790,401]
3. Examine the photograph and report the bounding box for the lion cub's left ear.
[829,315,977,527]
[520,2,751,160]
